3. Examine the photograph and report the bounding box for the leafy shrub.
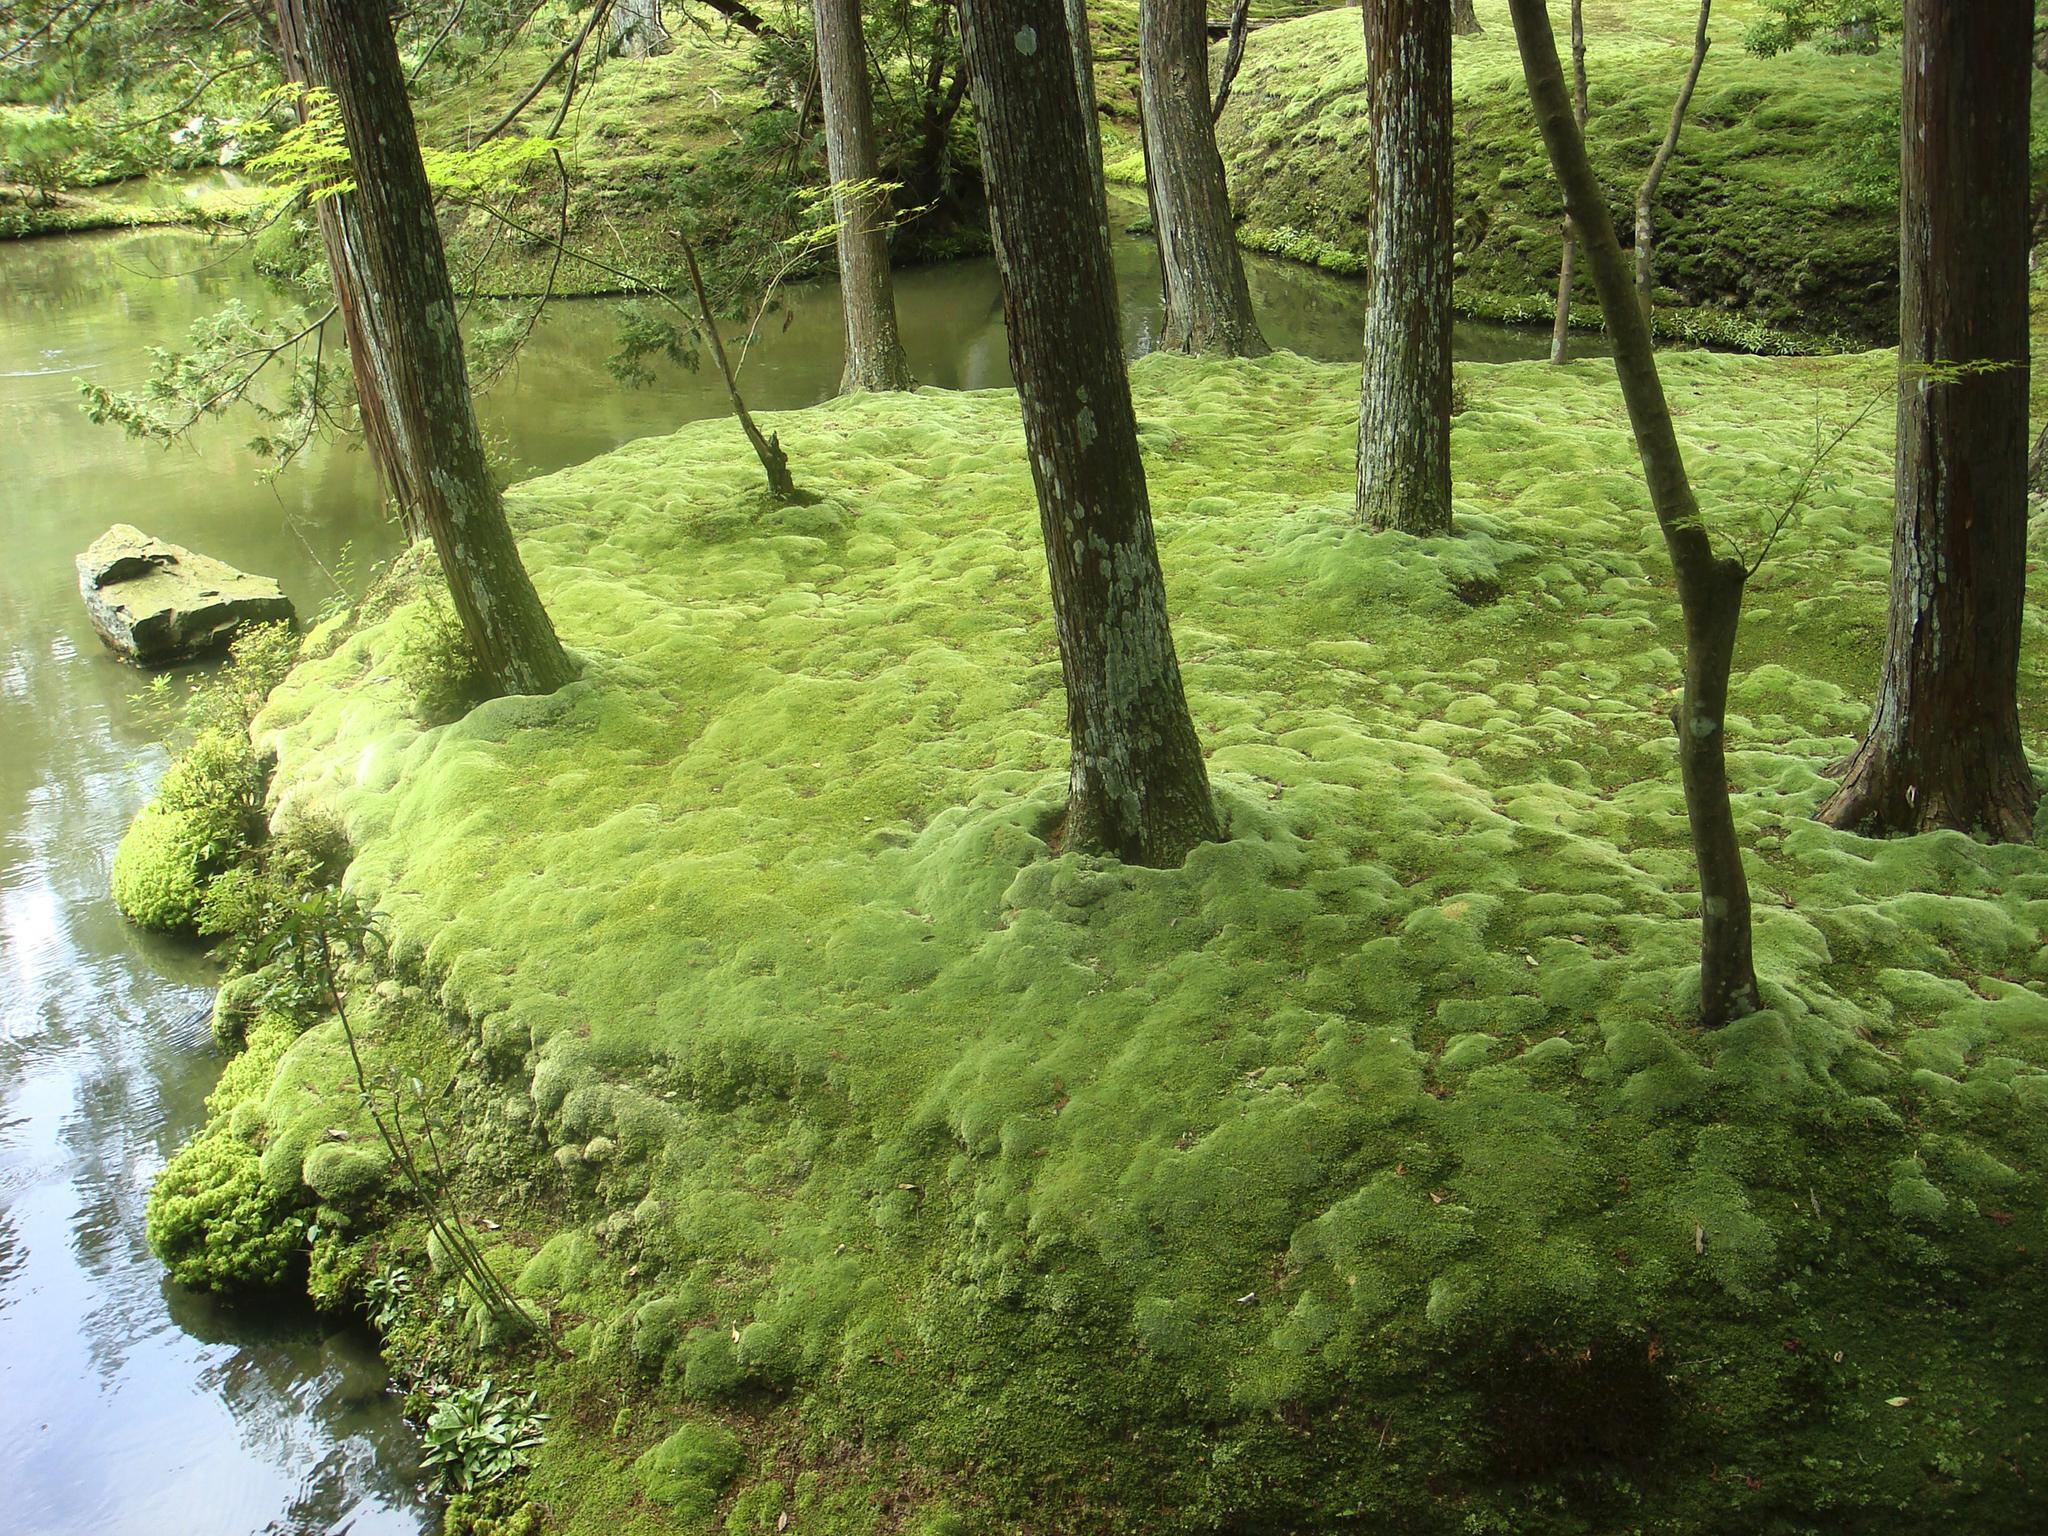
[146,1129,305,1290]
[146,1014,309,1290]
[186,620,300,736]
[390,595,489,725]
[420,1379,548,1494]
[111,728,270,932]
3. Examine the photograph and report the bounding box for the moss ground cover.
[217,347,2048,1532]
[1215,0,2048,350]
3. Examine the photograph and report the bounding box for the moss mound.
[111,727,269,932]
[244,348,2048,1532]
[1216,0,2048,348]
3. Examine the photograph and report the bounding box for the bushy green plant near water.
[205,348,2048,1531]
[111,726,271,932]
[112,620,301,933]
[145,1011,310,1290]
[421,1378,548,1495]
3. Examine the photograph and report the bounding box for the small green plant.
[419,1379,547,1494]
[364,1262,416,1334]
[389,595,488,724]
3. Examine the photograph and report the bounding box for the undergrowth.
[1214,0,2048,350]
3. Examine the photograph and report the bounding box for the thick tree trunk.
[610,0,670,57]
[1549,0,1587,364]
[1451,0,1483,36]
[1507,0,1762,1028]
[276,0,574,699]
[1138,0,1268,356]
[1819,0,2038,842]
[959,0,1221,868]
[815,0,913,392]
[1356,0,1453,535]
[1635,0,1710,328]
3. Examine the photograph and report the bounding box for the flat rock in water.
[76,524,295,666]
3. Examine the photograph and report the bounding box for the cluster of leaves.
[1742,0,1900,57]
[78,299,352,479]
[420,1378,548,1495]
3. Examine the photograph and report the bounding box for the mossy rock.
[633,1422,742,1516]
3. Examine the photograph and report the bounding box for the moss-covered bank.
[1214,0,2048,350]
[173,348,2048,1533]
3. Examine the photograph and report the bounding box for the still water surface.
[0,216,1565,1535]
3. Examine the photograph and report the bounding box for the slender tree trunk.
[959,0,1221,868]
[1451,0,1483,36]
[1210,0,1250,121]
[2030,419,2048,495]
[1138,0,1268,356]
[275,0,574,699]
[1635,0,1711,329]
[1507,0,1761,1028]
[681,242,801,502]
[1819,0,2038,842]
[1356,0,1453,535]
[1065,0,1111,255]
[1550,0,1587,364]
[815,0,913,392]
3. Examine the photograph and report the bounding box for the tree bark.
[1507,0,1761,1028]
[1451,0,1483,36]
[1819,0,2038,842]
[1138,0,1268,356]
[610,0,669,56]
[1635,0,1711,328]
[1356,0,1453,535]
[1065,0,1111,257]
[275,0,575,700]
[959,0,1221,868]
[1549,0,1587,364]
[815,0,914,392]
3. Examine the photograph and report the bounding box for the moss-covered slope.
[1215,0,2044,348]
[249,350,2048,1533]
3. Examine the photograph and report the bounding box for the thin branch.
[1210,0,1250,123]
[477,0,614,144]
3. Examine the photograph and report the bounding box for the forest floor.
[205,346,2048,1535]
[1210,0,2048,351]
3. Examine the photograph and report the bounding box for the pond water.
[0,213,1570,1534]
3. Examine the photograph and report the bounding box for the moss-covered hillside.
[1216,0,2045,348]
[220,350,2048,1534]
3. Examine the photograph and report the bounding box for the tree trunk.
[1635,0,1711,329]
[1451,0,1483,36]
[1138,0,1268,356]
[275,0,575,699]
[2030,419,2048,495]
[1065,0,1111,256]
[815,0,913,392]
[1549,0,1587,364]
[1819,0,2038,842]
[959,0,1221,868]
[1356,0,1453,535]
[1507,0,1761,1028]
[610,0,670,57]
